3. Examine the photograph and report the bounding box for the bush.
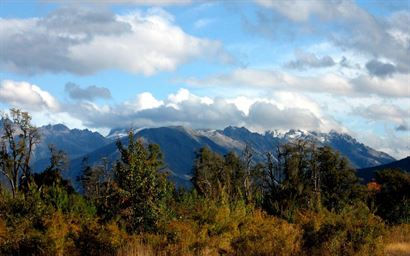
[159,197,247,255]
[0,185,98,255]
[74,221,128,256]
[231,210,302,256]
[300,204,385,256]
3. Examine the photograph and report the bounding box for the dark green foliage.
[301,204,385,256]
[33,145,73,195]
[374,169,410,224]
[263,141,365,220]
[113,131,174,233]
[317,146,365,211]
[192,147,226,199]
[263,141,316,220]
[357,156,410,182]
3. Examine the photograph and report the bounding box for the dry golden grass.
[116,239,218,256]
[116,239,155,256]
[0,218,7,246]
[385,243,410,256]
[385,224,410,256]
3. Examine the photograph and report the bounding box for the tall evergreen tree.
[113,131,173,232]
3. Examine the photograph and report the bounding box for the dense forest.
[1,109,409,256]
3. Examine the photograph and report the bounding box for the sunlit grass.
[385,224,410,256]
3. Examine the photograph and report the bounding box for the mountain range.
[30,124,400,187]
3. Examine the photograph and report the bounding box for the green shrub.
[231,210,302,256]
[300,204,385,256]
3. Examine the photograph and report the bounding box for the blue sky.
[0,0,409,158]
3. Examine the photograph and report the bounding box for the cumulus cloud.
[184,68,351,95]
[65,82,111,101]
[183,68,410,98]
[0,80,60,111]
[254,0,349,22]
[359,130,410,159]
[167,88,213,107]
[352,104,410,126]
[351,74,410,98]
[0,7,232,75]
[58,88,333,133]
[285,50,336,70]
[253,0,410,76]
[64,91,243,129]
[124,92,163,111]
[247,102,321,131]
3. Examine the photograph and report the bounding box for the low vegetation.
[1,109,409,255]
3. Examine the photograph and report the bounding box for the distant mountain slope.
[55,126,396,188]
[67,126,232,187]
[357,156,410,182]
[222,127,395,168]
[325,131,394,170]
[32,124,111,171]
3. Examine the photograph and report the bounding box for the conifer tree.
[113,131,173,232]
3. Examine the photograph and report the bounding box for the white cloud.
[125,92,163,111]
[254,0,355,22]
[0,83,330,133]
[359,130,410,159]
[62,87,339,135]
[184,68,350,95]
[184,68,410,98]
[226,96,257,115]
[0,80,60,112]
[247,102,321,132]
[253,0,410,76]
[351,74,410,98]
[353,103,410,129]
[0,7,232,75]
[167,88,213,108]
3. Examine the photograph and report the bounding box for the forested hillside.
[358,157,410,182]
[1,109,409,256]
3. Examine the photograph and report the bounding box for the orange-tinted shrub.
[231,210,302,256]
